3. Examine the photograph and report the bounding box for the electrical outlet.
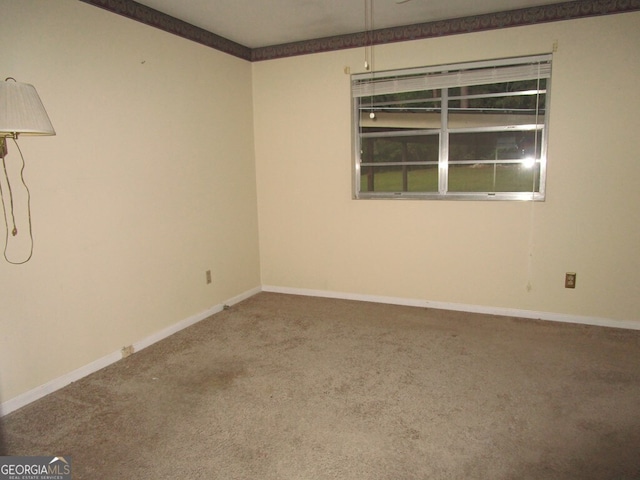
[565,272,576,289]
[206,270,212,284]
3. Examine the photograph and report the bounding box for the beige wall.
[0,1,260,403]
[2,1,639,408]
[253,13,640,323]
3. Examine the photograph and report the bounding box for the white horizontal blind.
[352,55,552,98]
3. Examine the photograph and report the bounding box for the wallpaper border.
[80,0,640,62]
[79,0,252,60]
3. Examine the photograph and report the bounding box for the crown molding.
[252,0,640,61]
[79,0,252,60]
[80,0,640,62]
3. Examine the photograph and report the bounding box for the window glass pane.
[449,131,543,161]
[360,165,439,193]
[449,82,546,129]
[448,163,541,193]
[361,136,439,164]
[359,91,441,134]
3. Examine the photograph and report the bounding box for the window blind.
[352,54,552,98]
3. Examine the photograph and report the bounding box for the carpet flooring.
[2,292,640,479]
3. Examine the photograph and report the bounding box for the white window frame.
[352,54,552,201]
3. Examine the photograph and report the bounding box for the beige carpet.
[3,292,640,479]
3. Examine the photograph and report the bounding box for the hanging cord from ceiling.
[364,0,375,72]
[364,0,377,119]
[366,0,413,69]
[0,137,34,264]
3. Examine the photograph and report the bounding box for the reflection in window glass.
[448,163,541,193]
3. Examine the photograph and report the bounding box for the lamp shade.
[0,79,55,137]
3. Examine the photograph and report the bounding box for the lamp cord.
[1,145,17,235]
[0,137,34,264]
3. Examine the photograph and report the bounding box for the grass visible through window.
[361,164,539,193]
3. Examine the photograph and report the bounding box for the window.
[352,54,552,200]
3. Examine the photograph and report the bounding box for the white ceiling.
[135,0,566,49]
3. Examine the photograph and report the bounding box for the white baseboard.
[0,350,123,418]
[3,284,637,416]
[132,286,261,353]
[0,286,261,417]
[261,285,640,331]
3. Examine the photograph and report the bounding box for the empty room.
[1,0,639,478]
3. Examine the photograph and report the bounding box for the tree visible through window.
[352,55,552,200]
